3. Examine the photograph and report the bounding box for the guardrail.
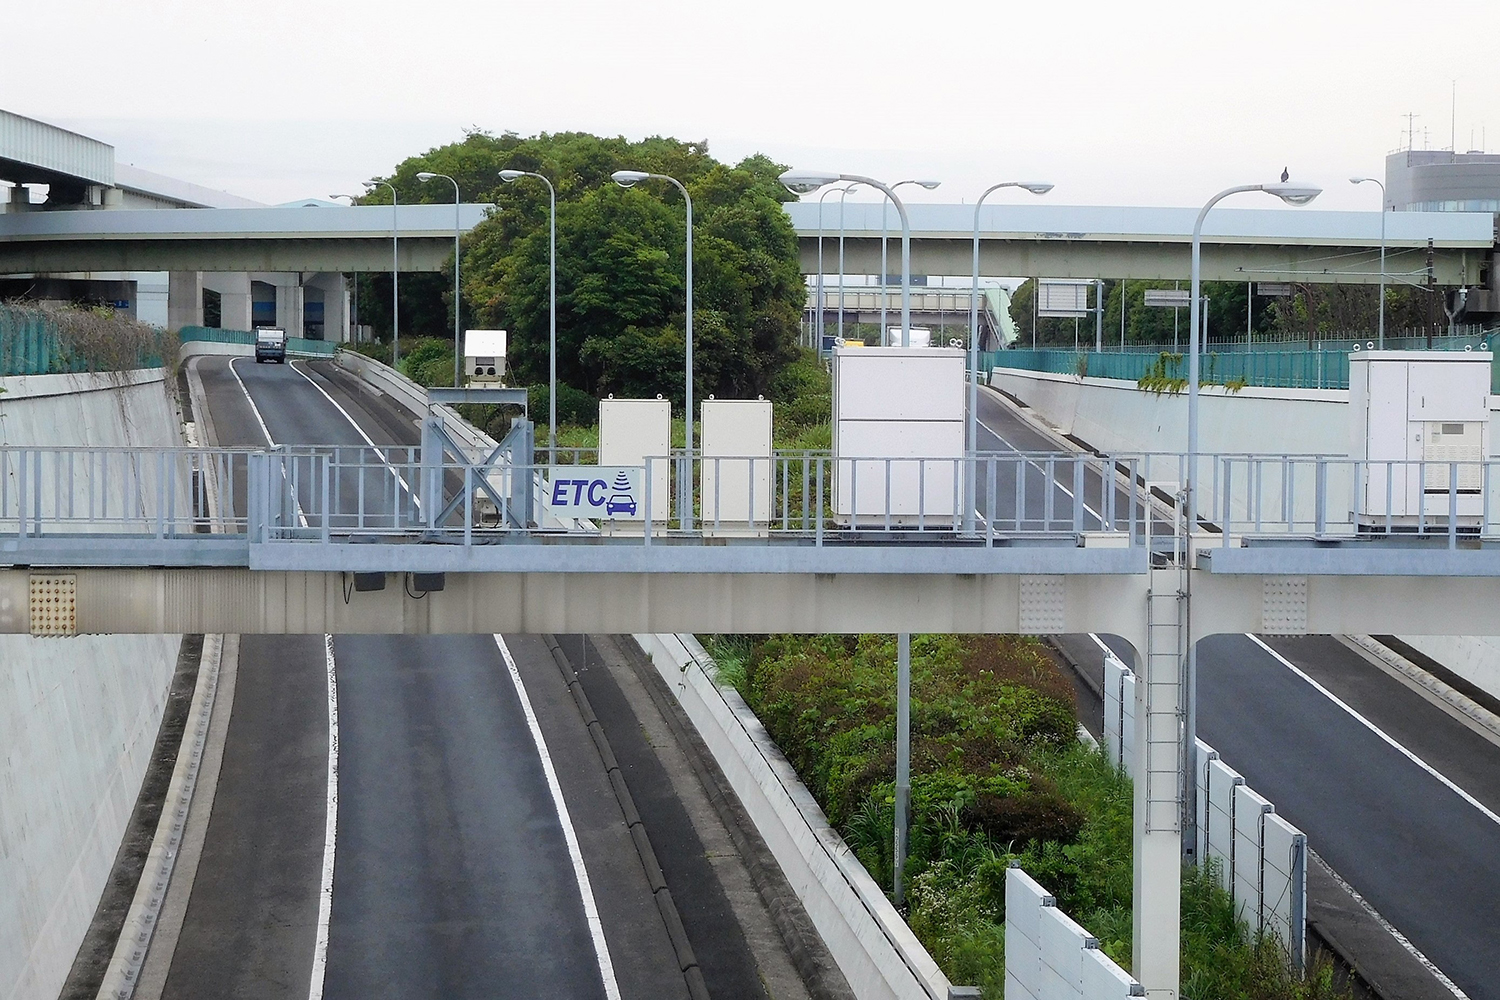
[178,326,338,357]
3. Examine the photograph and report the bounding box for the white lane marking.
[287,360,420,507]
[307,634,340,1000]
[975,415,1106,524]
[229,357,310,528]
[1246,634,1500,827]
[493,635,621,1000]
[1088,633,1117,658]
[1309,848,1470,999]
[228,356,278,446]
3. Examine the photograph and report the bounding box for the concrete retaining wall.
[0,370,185,1000]
[1388,635,1500,702]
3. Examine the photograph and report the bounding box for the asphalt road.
[978,385,1500,999]
[164,356,787,1000]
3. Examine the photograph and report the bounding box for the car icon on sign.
[606,495,637,516]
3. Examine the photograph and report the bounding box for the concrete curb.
[1348,635,1500,745]
[542,635,710,1000]
[93,635,225,1000]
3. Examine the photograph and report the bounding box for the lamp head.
[1020,182,1054,195]
[499,169,525,183]
[779,169,841,195]
[905,179,942,190]
[1349,176,1378,186]
[417,172,437,181]
[1263,182,1322,206]
[612,170,650,189]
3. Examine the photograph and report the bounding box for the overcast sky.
[5,0,1497,211]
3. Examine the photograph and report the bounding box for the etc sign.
[543,467,645,519]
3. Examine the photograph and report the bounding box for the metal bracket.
[1018,575,1065,634]
[29,574,77,636]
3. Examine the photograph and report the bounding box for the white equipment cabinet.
[701,398,773,527]
[1349,350,1491,527]
[464,329,507,384]
[599,397,670,522]
[832,346,965,525]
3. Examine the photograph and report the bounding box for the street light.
[779,167,920,907]
[781,170,915,347]
[1350,177,1388,348]
[883,180,940,345]
[966,180,1052,533]
[815,184,856,349]
[612,169,694,530]
[1181,177,1320,934]
[364,179,401,368]
[500,169,558,462]
[837,183,860,341]
[417,172,462,387]
[330,194,365,343]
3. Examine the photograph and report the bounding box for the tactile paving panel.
[30,574,77,637]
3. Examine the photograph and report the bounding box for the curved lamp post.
[815,184,855,349]
[965,180,1053,532]
[612,170,693,530]
[836,183,860,341]
[883,180,940,345]
[417,172,462,386]
[364,180,400,367]
[500,169,558,461]
[1350,176,1388,348]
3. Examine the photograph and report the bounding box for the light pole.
[882,180,940,345]
[779,167,918,904]
[612,170,693,530]
[1350,176,1388,348]
[500,169,558,461]
[417,172,462,386]
[837,183,859,342]
[364,179,401,368]
[330,195,366,343]
[815,185,853,349]
[967,180,1052,533]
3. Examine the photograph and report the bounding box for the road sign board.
[1143,288,1190,307]
[1037,280,1091,318]
[1256,282,1293,297]
[543,466,644,519]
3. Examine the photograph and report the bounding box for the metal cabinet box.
[701,399,772,526]
[599,398,670,522]
[1349,350,1491,524]
[832,346,965,524]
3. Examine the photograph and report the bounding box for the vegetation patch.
[706,634,1350,998]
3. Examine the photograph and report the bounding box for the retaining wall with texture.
[0,369,185,1000]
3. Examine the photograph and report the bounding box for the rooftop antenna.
[1451,79,1457,152]
[1404,112,1419,153]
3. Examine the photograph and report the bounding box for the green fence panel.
[0,304,66,376]
[180,326,338,357]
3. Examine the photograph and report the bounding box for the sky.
[5,0,1498,211]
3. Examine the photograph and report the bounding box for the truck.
[255,327,287,364]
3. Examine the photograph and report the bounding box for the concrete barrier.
[1004,867,1141,1000]
[1104,655,1307,968]
[634,633,950,1000]
[0,368,186,1000]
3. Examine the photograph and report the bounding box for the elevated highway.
[786,201,1496,285]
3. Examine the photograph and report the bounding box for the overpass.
[786,201,1497,285]
[0,203,491,274]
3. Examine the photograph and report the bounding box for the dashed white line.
[492,635,621,1000]
[307,634,340,1000]
[1247,634,1500,827]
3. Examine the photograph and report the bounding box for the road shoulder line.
[1338,635,1500,748]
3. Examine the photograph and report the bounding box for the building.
[1386,148,1500,320]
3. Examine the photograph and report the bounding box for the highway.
[976,386,1500,1000]
[162,356,813,1000]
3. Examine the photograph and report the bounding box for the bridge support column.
[1134,564,1185,999]
[204,272,252,332]
[167,271,202,332]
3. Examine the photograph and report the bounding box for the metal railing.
[11,445,1500,560]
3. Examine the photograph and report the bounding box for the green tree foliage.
[356,131,804,415]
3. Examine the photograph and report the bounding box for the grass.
[701,634,1352,1000]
